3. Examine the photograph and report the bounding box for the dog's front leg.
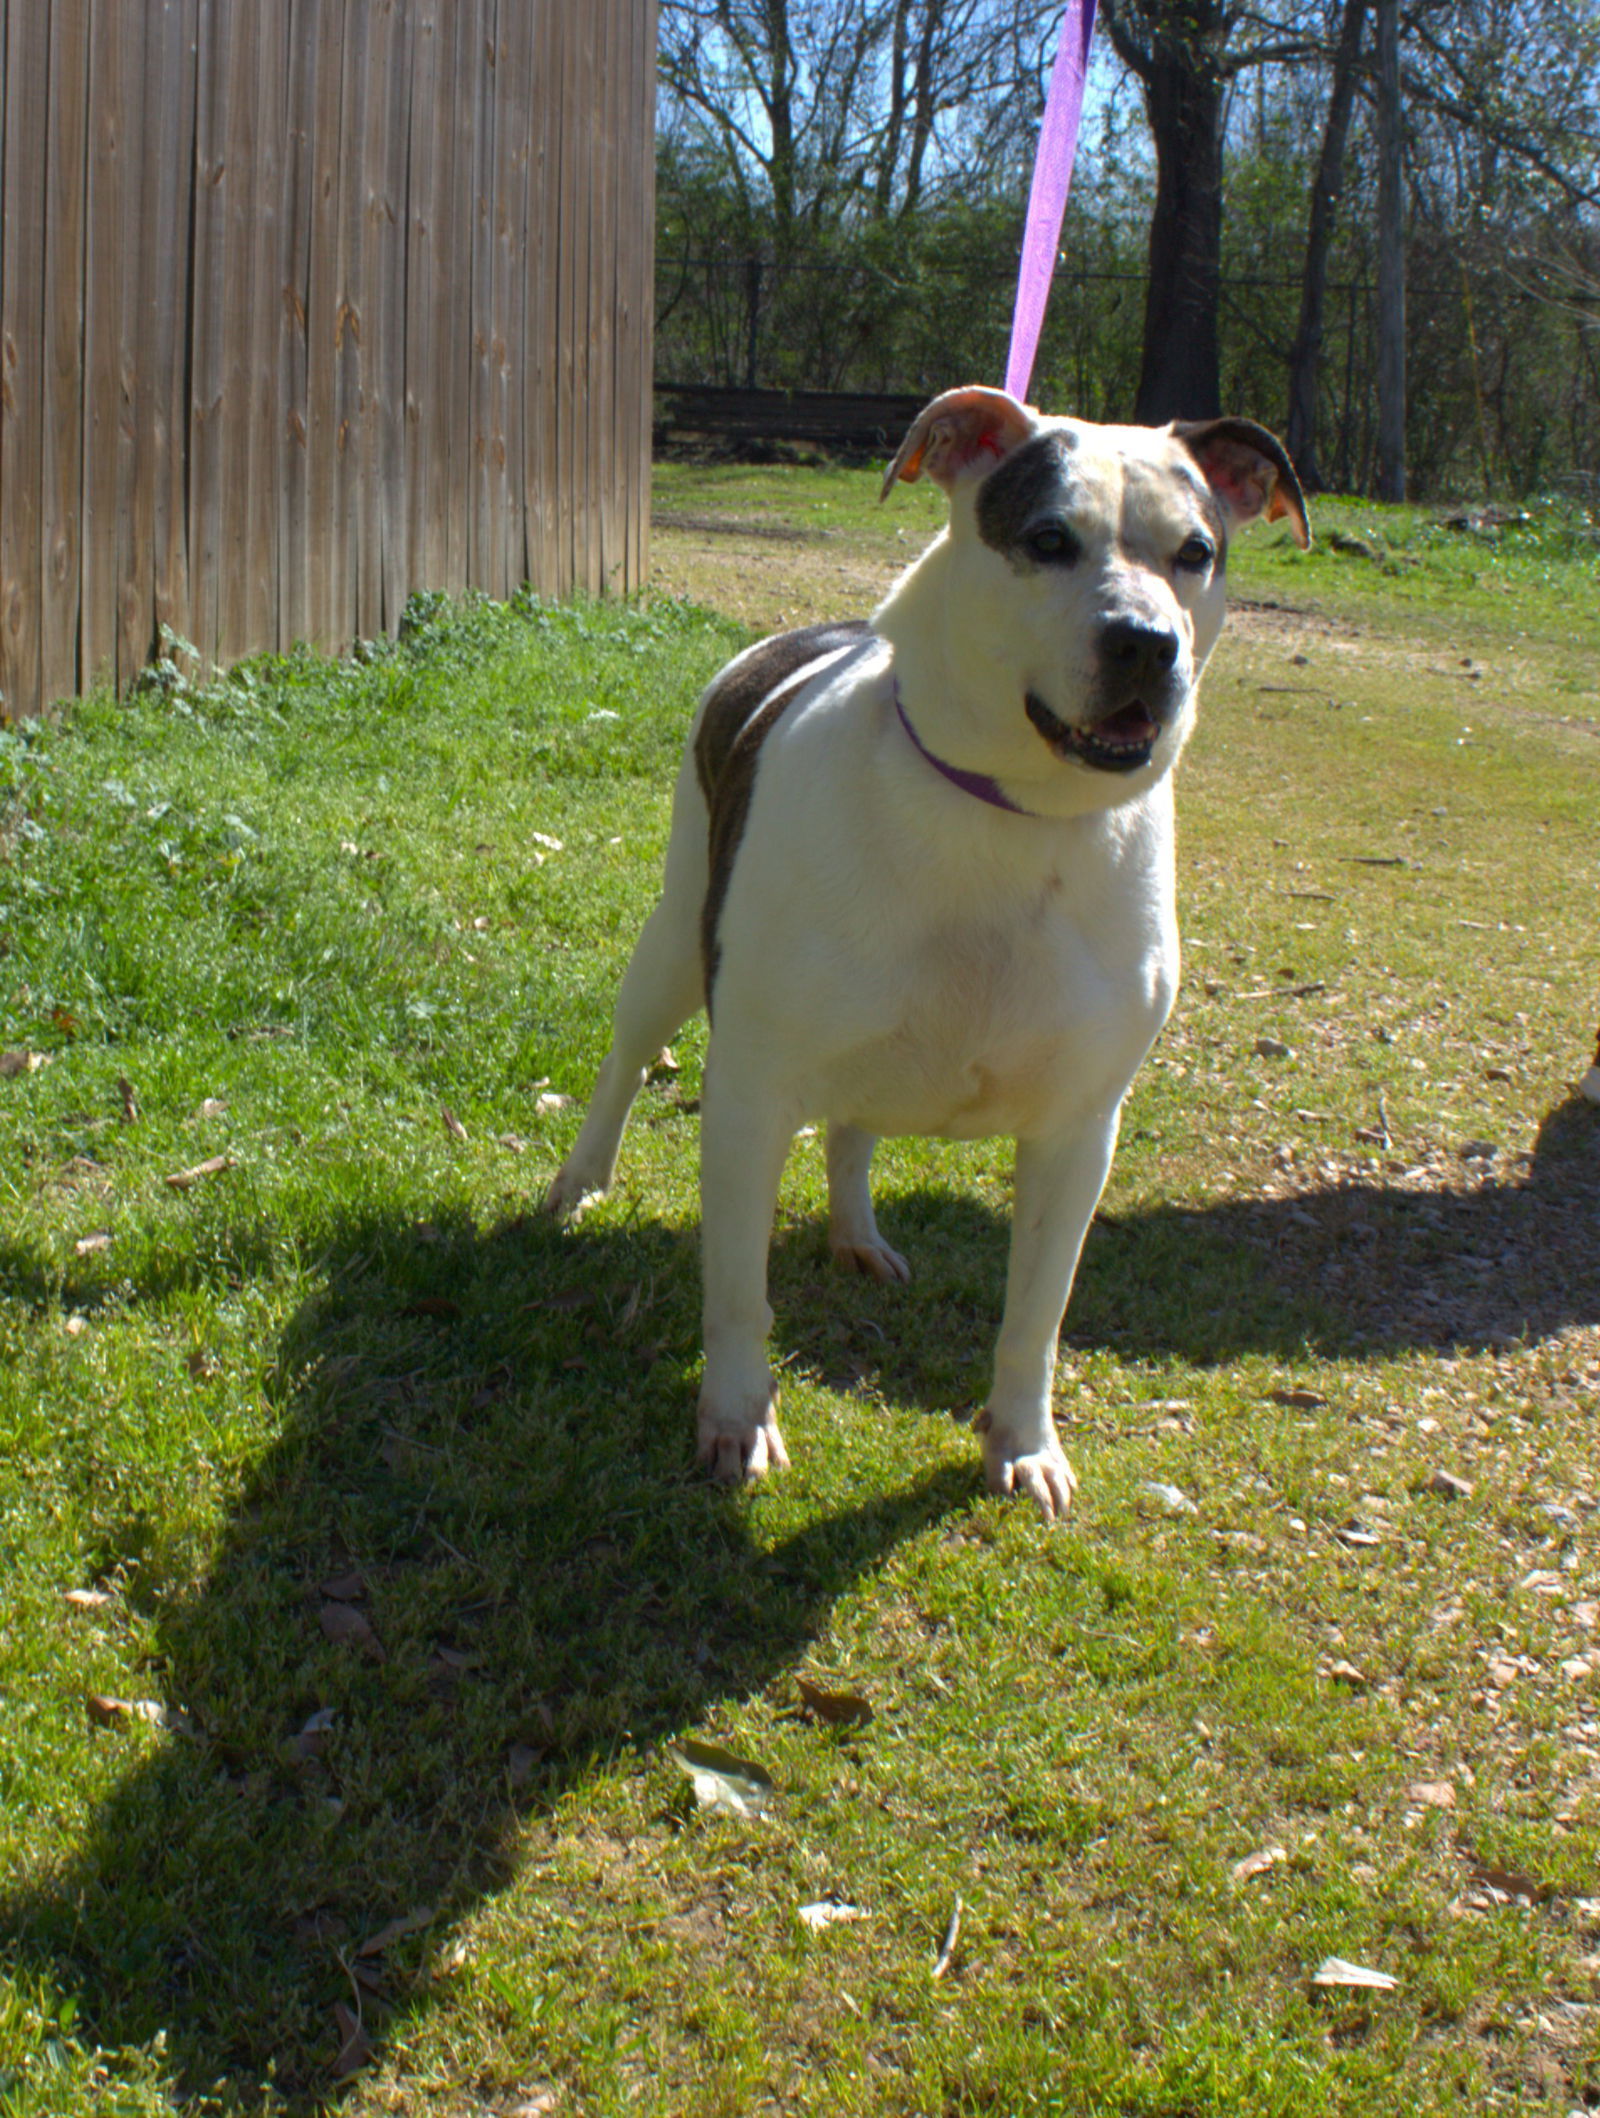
[696,1048,798,1482]
[976,1110,1123,1523]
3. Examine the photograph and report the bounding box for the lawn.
[0,467,1597,2116]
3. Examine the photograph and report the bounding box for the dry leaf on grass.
[1409,1780,1456,1809]
[74,1232,112,1256]
[1312,1956,1398,1991]
[331,2002,373,2079]
[1231,1845,1288,1883]
[117,1077,140,1124]
[357,1905,435,1957]
[320,1601,384,1658]
[798,1899,868,1930]
[669,1738,775,1817]
[1325,1658,1370,1689]
[442,1107,469,1142]
[63,1587,113,1610]
[795,1675,874,1728]
[164,1154,236,1191]
[194,1096,228,1120]
[534,1091,571,1115]
[291,1707,337,1761]
[0,1050,50,1077]
[1269,1387,1329,1410]
[86,1694,194,1736]
[321,1571,365,1601]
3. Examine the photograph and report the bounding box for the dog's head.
[878,386,1309,814]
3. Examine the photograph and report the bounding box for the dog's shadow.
[3,1094,1595,2100]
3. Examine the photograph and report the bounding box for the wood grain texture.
[0,0,657,715]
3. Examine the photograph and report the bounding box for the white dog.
[547,386,1308,1520]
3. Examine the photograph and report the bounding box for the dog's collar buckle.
[892,682,1033,816]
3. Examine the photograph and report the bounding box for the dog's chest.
[800,885,1170,1140]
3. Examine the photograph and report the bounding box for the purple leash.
[1004,0,1098,404]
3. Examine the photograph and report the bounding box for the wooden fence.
[0,0,658,720]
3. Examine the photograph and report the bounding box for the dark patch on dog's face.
[974,432,1079,563]
[698,621,871,1007]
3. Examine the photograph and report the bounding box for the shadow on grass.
[2,1097,1594,2100]
[0,1204,976,2104]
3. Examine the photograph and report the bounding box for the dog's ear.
[881,387,1035,501]
[1173,418,1311,549]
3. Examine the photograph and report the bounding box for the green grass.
[0,484,1597,2116]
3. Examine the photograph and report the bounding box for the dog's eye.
[1026,522,1080,564]
[1174,535,1215,573]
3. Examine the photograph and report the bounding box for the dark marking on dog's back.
[975,432,1078,557]
[698,621,872,1008]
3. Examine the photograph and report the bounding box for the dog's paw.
[829,1235,912,1285]
[973,1412,1077,1524]
[696,1386,789,1485]
[543,1161,603,1221]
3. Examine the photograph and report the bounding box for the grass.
[0,469,1597,2116]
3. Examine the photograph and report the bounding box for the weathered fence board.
[0,0,658,719]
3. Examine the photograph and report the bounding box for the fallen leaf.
[1334,1524,1382,1549]
[1254,1036,1293,1059]
[1231,1845,1288,1883]
[442,1107,469,1142]
[0,1050,50,1077]
[320,1601,384,1658]
[1312,1956,1398,1991]
[1326,1659,1370,1688]
[530,832,563,852]
[117,1076,140,1124]
[185,1348,220,1380]
[194,1096,228,1120]
[399,1296,460,1322]
[63,1587,113,1610]
[1469,1859,1552,1904]
[64,1315,88,1337]
[498,1132,529,1153]
[534,1091,571,1115]
[86,1694,193,1735]
[292,1706,337,1761]
[50,1006,79,1038]
[357,1905,435,1958]
[320,1571,365,1602]
[1141,1480,1197,1515]
[1425,1468,1473,1500]
[75,1232,113,1256]
[932,1895,962,1979]
[799,1899,868,1930]
[1409,1780,1456,1809]
[508,1742,545,1786]
[795,1675,874,1729]
[163,1154,236,1191]
[669,1738,775,1817]
[331,2002,373,2080]
[1269,1387,1329,1410]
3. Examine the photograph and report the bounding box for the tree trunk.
[1108,3,1227,424]
[1375,0,1406,499]
[1284,0,1369,489]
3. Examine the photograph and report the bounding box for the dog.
[546,385,1308,1520]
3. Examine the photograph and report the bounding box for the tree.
[1283,0,1369,486]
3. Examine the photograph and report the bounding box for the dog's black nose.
[1099,616,1179,683]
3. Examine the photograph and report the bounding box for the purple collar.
[893,682,1033,815]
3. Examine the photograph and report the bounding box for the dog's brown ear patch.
[1174,418,1311,549]
[881,387,1035,500]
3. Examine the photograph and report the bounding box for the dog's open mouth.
[1026,694,1159,774]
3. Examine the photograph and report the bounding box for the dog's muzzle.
[1027,615,1183,774]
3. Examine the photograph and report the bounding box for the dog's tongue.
[1094,704,1158,746]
